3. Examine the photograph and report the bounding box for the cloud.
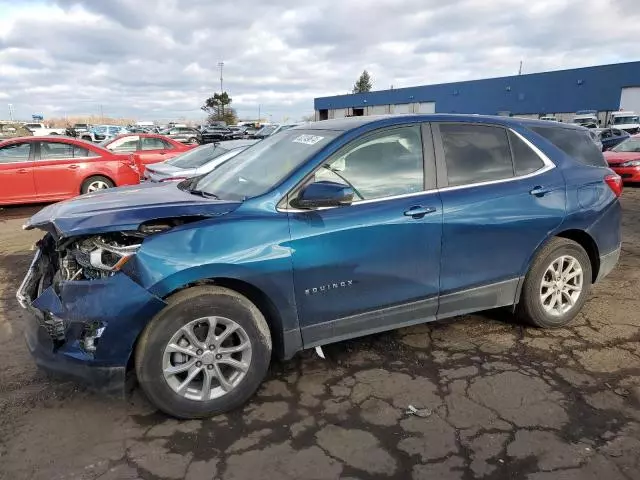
[0,0,638,122]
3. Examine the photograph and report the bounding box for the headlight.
[620,160,640,167]
[88,239,140,272]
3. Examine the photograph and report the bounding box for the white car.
[23,122,66,136]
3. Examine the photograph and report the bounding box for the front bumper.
[17,246,166,394]
[610,165,640,183]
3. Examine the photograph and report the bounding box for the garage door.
[333,108,347,119]
[415,102,435,113]
[368,105,387,115]
[620,87,640,113]
[392,103,411,114]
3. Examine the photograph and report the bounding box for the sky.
[0,0,639,123]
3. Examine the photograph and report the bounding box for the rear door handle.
[17,168,29,174]
[404,206,437,218]
[68,164,79,170]
[530,186,551,196]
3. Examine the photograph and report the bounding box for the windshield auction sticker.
[292,134,324,145]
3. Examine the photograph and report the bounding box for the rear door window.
[39,142,74,160]
[531,127,606,167]
[141,137,171,150]
[509,131,545,175]
[439,124,514,186]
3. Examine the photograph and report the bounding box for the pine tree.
[352,70,373,93]
[201,92,238,125]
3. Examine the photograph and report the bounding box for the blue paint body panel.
[20,114,622,393]
[314,62,640,115]
[30,273,166,367]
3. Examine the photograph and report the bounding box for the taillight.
[160,177,187,182]
[605,173,623,197]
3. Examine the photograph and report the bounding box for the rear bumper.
[610,166,640,183]
[596,244,621,283]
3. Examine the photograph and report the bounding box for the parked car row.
[0,132,260,205]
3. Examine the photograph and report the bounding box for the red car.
[0,136,140,206]
[101,134,192,174]
[604,134,640,183]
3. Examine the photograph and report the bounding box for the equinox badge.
[305,280,354,296]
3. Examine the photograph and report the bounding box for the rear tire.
[517,237,592,328]
[135,286,272,419]
[187,137,200,145]
[80,175,114,194]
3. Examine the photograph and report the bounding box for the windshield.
[189,129,339,200]
[613,116,639,125]
[166,144,229,168]
[612,138,640,153]
[255,125,277,136]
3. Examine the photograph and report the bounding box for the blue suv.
[18,115,622,418]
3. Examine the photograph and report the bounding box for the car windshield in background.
[613,116,639,124]
[190,129,339,201]
[612,138,640,152]
[166,144,227,168]
[256,125,277,136]
[573,118,596,125]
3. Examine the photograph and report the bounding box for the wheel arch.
[134,276,294,365]
[554,229,600,283]
[516,229,600,307]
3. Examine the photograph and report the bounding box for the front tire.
[517,237,592,328]
[187,137,200,145]
[135,286,272,419]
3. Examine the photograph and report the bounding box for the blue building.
[314,61,640,123]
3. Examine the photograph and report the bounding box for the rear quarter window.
[531,127,606,167]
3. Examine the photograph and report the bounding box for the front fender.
[123,213,299,337]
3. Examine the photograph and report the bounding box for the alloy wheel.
[86,180,111,192]
[162,316,252,401]
[539,255,583,317]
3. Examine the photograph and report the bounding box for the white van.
[609,111,640,134]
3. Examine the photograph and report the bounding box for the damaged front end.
[17,229,168,395]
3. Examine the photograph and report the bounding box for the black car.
[160,127,202,145]
[201,127,235,144]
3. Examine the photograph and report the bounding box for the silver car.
[144,140,258,182]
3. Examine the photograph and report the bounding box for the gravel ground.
[1,189,639,480]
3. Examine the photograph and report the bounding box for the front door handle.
[530,186,551,196]
[68,164,79,170]
[17,168,29,174]
[404,206,436,218]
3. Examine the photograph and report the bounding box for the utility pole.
[218,61,224,119]
[258,104,261,125]
[518,60,523,75]
[8,104,14,121]
[100,104,104,122]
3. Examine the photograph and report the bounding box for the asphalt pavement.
[1,190,639,480]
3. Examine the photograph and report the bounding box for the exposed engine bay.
[59,232,143,281]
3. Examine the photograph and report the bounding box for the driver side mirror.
[294,181,354,209]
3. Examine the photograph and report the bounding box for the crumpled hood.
[25,182,242,238]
